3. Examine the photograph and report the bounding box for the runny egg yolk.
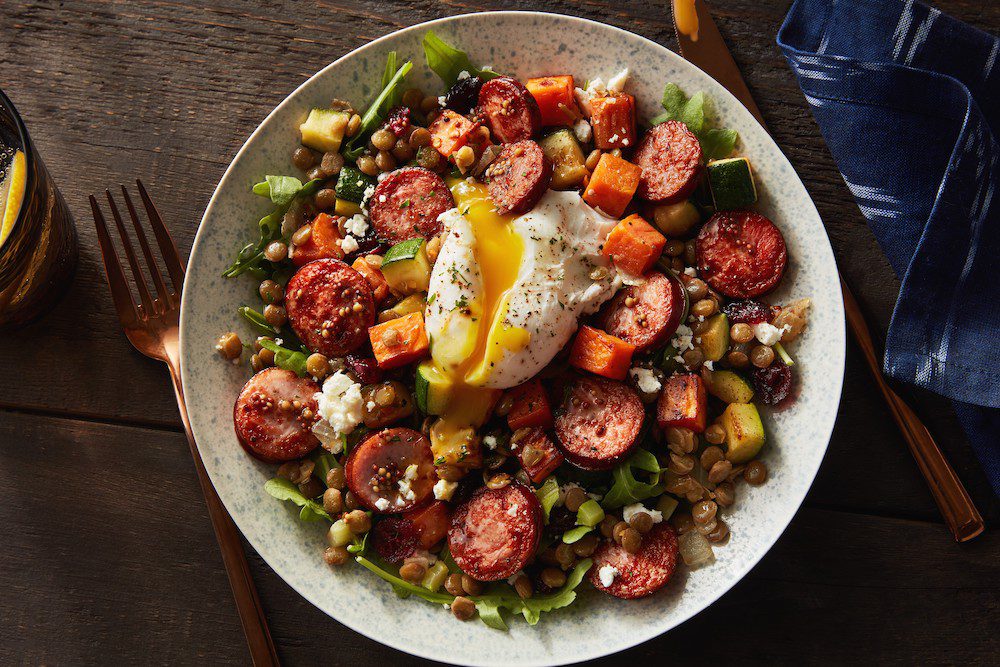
[428,180,530,459]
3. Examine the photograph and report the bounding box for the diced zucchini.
[334,198,362,217]
[576,500,605,527]
[383,294,427,321]
[540,129,588,189]
[655,495,679,520]
[721,403,766,463]
[699,313,730,362]
[708,158,757,210]
[705,369,754,404]
[381,238,431,294]
[299,108,350,153]
[648,200,700,236]
[421,561,449,591]
[415,360,453,415]
[335,166,376,204]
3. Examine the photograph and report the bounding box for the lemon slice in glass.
[0,149,26,248]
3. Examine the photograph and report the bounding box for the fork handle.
[841,278,984,542]
[166,360,282,666]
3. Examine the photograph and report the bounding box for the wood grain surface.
[1,1,997,664]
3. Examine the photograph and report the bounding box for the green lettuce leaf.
[472,559,593,630]
[601,449,666,509]
[422,31,500,87]
[700,128,739,161]
[264,478,331,522]
[252,175,320,207]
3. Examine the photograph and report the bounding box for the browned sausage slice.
[233,367,321,463]
[588,523,679,599]
[284,258,375,357]
[485,140,553,215]
[553,376,644,470]
[696,209,787,298]
[477,76,542,144]
[368,167,453,244]
[597,271,685,353]
[344,427,436,514]
[633,120,703,203]
[447,482,543,581]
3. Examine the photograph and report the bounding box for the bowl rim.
[180,10,846,665]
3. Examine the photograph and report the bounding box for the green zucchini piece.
[381,238,431,293]
[299,108,350,153]
[705,369,754,404]
[415,359,452,415]
[540,129,588,189]
[335,166,376,204]
[707,157,757,210]
[698,313,730,362]
[721,402,766,463]
[648,200,700,237]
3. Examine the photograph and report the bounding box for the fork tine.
[136,179,185,293]
[90,195,139,327]
[120,185,173,309]
[105,188,156,318]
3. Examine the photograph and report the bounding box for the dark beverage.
[0,89,77,329]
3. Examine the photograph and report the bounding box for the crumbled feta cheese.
[457,70,470,80]
[574,77,606,116]
[671,324,695,353]
[433,479,457,501]
[704,360,714,370]
[366,400,376,411]
[483,435,498,450]
[404,464,418,480]
[598,565,619,587]
[314,371,364,436]
[339,235,359,254]
[506,504,520,517]
[573,118,592,143]
[397,464,419,501]
[606,68,629,93]
[608,133,620,144]
[621,138,630,147]
[754,322,784,346]
[375,497,390,511]
[344,214,369,237]
[622,502,663,524]
[361,184,376,204]
[684,267,697,277]
[630,367,662,394]
[378,194,387,203]
[437,95,447,107]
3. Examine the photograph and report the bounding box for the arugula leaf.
[252,175,320,207]
[347,530,369,555]
[472,559,593,630]
[312,451,339,487]
[422,31,499,87]
[355,556,454,604]
[343,54,413,160]
[258,338,308,376]
[652,83,739,161]
[239,305,279,335]
[535,476,560,523]
[264,478,331,522]
[601,449,666,509]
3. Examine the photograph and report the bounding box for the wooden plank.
[0,411,996,665]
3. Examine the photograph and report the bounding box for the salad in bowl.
[212,30,812,630]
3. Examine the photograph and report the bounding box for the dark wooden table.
[2,1,998,664]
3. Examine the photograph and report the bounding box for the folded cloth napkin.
[777,0,1000,495]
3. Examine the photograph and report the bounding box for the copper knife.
[668,0,983,542]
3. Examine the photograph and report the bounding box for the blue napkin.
[777,0,1000,495]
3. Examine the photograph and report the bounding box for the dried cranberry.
[445,76,483,114]
[371,517,419,563]
[723,299,773,325]
[348,238,386,259]
[751,364,793,405]
[386,106,411,138]
[346,355,383,384]
[546,505,577,534]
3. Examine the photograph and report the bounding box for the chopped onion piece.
[678,530,715,567]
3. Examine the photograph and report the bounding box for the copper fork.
[91,181,280,666]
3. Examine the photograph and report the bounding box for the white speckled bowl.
[179,11,844,666]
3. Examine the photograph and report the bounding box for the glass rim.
[0,87,36,251]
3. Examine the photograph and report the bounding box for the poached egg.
[423,178,620,442]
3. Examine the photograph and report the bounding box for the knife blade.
[668,0,984,542]
[671,0,765,126]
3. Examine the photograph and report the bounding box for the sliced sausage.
[448,482,543,581]
[696,209,787,298]
[554,376,644,470]
[233,367,320,463]
[477,76,542,144]
[633,120,703,203]
[371,516,419,563]
[284,258,375,357]
[344,427,436,514]
[368,167,453,244]
[485,140,552,215]
[588,523,679,599]
[598,271,685,353]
